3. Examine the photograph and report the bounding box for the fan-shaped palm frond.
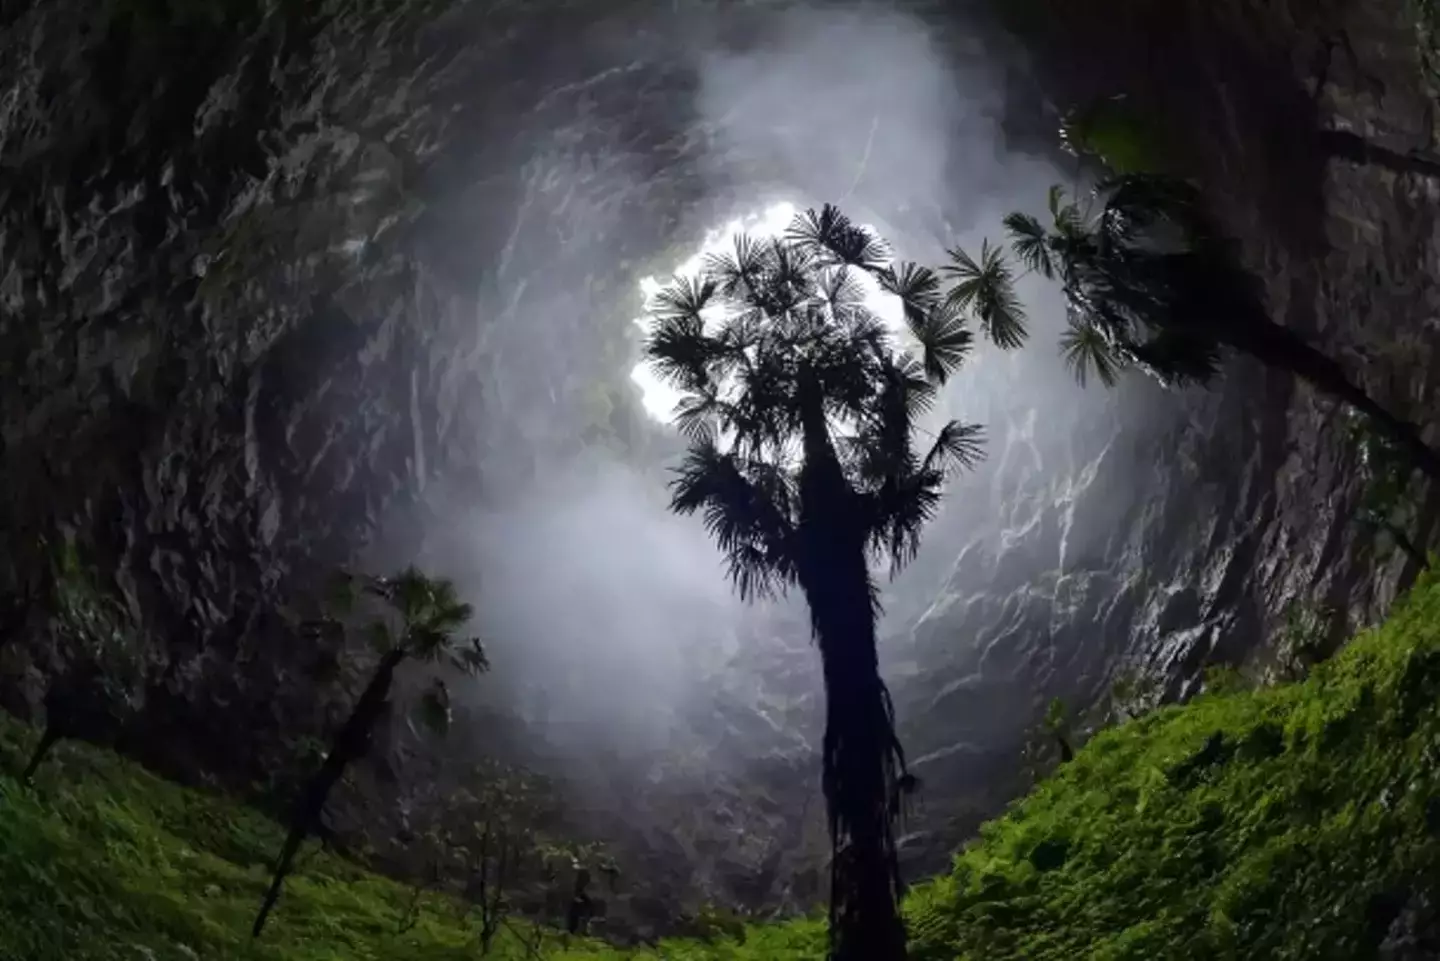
[832,224,892,273]
[833,307,889,357]
[816,265,870,316]
[865,467,946,571]
[942,240,1029,350]
[876,262,943,323]
[890,353,939,418]
[705,233,772,303]
[921,420,985,474]
[386,571,474,662]
[1003,211,1055,279]
[648,273,717,324]
[815,330,884,421]
[669,438,798,600]
[767,236,817,305]
[1059,316,1127,387]
[727,346,798,456]
[445,637,489,676]
[903,302,973,385]
[645,313,715,394]
[788,203,890,271]
[1010,175,1263,397]
[382,568,462,631]
[672,388,730,442]
[785,203,850,258]
[1048,183,1085,239]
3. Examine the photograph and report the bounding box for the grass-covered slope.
[9,571,1440,959]
[906,569,1440,960]
[0,719,609,961]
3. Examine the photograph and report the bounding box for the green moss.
[1060,97,1176,175]
[0,719,591,960]
[12,571,1440,958]
[905,568,1440,960]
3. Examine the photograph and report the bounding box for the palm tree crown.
[1002,176,1252,389]
[646,205,991,598]
[996,173,1440,481]
[366,567,488,674]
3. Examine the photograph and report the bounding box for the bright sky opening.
[630,201,906,423]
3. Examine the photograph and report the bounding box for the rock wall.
[885,0,1440,871]
[2,0,1438,934]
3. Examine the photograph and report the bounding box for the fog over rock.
[1,0,1436,933]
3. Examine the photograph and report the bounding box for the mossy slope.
[905,569,1440,960]
[0,721,604,961]
[9,571,1440,959]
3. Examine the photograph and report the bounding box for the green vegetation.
[256,568,488,935]
[1060,96,1173,175]
[989,174,1440,481]
[24,535,145,782]
[1266,600,1336,685]
[903,568,1440,960]
[13,571,1440,958]
[0,710,598,961]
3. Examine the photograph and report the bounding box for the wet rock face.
[2,0,1437,923]
[885,0,1440,871]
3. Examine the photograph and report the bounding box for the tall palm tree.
[253,567,487,936]
[643,205,1014,960]
[994,175,1440,481]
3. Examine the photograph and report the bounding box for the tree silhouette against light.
[643,204,1019,961]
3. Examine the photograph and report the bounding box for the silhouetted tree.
[994,175,1440,481]
[253,567,487,936]
[392,757,608,954]
[643,205,1013,960]
[23,536,144,782]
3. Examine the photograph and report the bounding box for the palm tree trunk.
[253,645,407,937]
[1318,129,1440,180]
[22,725,60,782]
[815,644,910,961]
[795,389,909,961]
[1319,128,1440,179]
[1233,323,1440,482]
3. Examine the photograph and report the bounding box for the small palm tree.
[643,205,1014,960]
[253,566,487,936]
[22,536,144,783]
[994,174,1440,481]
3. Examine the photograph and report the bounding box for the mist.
[420,460,758,759]
[383,0,1100,820]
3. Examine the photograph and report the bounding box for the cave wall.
[2,0,1438,932]
[883,0,1440,869]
